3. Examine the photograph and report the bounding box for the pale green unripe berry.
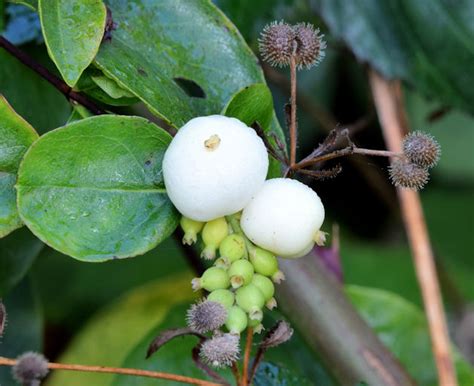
[201,217,229,260]
[180,216,204,245]
[228,259,254,289]
[225,306,248,334]
[192,267,229,292]
[207,289,235,309]
[236,284,265,321]
[219,234,246,263]
[251,274,275,301]
[249,248,278,277]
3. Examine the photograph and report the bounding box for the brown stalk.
[368,69,457,386]
[289,45,298,166]
[0,356,222,386]
[241,327,253,386]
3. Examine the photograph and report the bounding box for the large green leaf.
[17,115,179,261]
[94,0,279,132]
[347,285,474,386]
[0,227,43,296]
[46,273,196,386]
[0,95,38,237]
[313,0,474,113]
[0,46,71,134]
[0,277,43,385]
[38,0,107,86]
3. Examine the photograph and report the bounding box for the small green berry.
[180,216,204,245]
[219,234,246,262]
[228,259,254,289]
[192,267,230,292]
[201,217,229,260]
[249,248,278,277]
[225,306,248,334]
[265,297,277,310]
[207,289,235,309]
[236,284,265,321]
[251,274,275,301]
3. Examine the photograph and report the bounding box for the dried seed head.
[12,352,49,385]
[389,159,429,191]
[199,333,240,368]
[402,131,440,168]
[261,320,293,349]
[294,23,326,69]
[259,21,296,67]
[186,299,227,334]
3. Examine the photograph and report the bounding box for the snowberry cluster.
[162,115,326,366]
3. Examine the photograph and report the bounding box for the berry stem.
[0,356,222,386]
[369,69,458,386]
[241,327,254,386]
[225,214,253,257]
[289,45,298,167]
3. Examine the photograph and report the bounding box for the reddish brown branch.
[369,69,458,386]
[241,327,253,386]
[289,48,298,166]
[0,356,222,386]
[0,36,106,115]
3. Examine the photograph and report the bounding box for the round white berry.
[163,115,269,221]
[241,178,325,258]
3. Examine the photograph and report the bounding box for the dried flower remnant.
[403,131,441,168]
[199,333,240,368]
[186,299,227,334]
[389,158,429,191]
[12,352,49,386]
[261,320,294,349]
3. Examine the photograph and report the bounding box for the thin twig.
[241,327,253,386]
[0,356,222,386]
[0,36,106,115]
[289,46,298,166]
[294,146,400,170]
[231,363,241,385]
[369,69,457,386]
[251,122,288,165]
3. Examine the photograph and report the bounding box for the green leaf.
[314,0,474,113]
[47,273,195,386]
[6,0,37,10]
[17,115,179,261]
[94,0,280,131]
[0,95,39,237]
[0,0,5,31]
[76,68,140,107]
[0,45,71,134]
[222,83,285,178]
[347,285,474,386]
[66,104,92,124]
[38,0,107,87]
[0,277,43,385]
[0,227,43,296]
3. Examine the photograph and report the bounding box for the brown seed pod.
[293,23,326,69]
[402,131,441,168]
[258,21,296,67]
[389,158,429,191]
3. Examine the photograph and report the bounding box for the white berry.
[241,178,325,258]
[163,115,269,221]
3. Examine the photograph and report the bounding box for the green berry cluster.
[182,215,284,335]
